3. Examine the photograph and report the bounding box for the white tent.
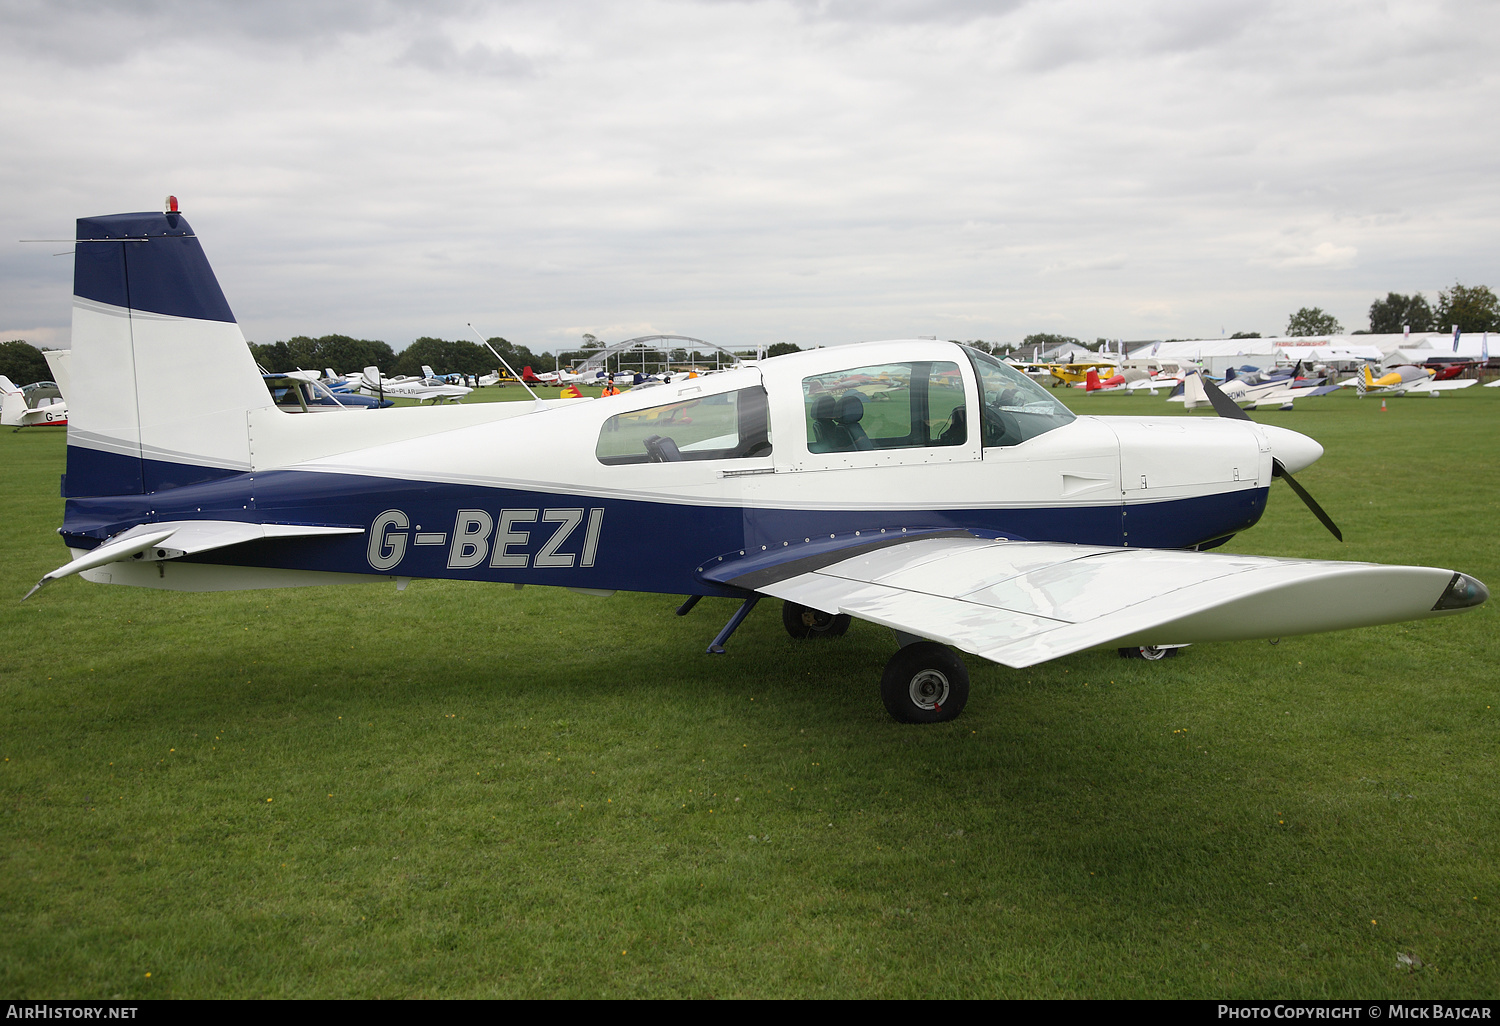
[1131,334,1428,375]
[1128,338,1282,376]
[1274,343,1383,364]
[1384,332,1492,362]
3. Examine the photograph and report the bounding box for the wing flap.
[759,573,1068,655]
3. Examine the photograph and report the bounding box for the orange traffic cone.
[1380,400,1387,412]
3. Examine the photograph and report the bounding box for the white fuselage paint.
[275,342,1286,523]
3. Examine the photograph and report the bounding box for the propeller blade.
[1272,458,1344,541]
[1197,371,1342,540]
[1198,371,1252,421]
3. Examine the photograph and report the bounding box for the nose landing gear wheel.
[782,600,851,639]
[881,641,969,723]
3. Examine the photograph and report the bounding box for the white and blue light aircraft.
[26,208,1489,723]
[0,375,68,429]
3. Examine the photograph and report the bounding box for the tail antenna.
[467,323,540,400]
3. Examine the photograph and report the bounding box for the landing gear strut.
[781,600,851,639]
[1118,645,1180,660]
[881,641,969,723]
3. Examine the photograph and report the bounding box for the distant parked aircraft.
[1353,365,1478,396]
[0,375,67,428]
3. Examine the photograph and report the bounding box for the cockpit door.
[768,356,982,475]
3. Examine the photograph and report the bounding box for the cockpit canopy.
[591,340,1076,467]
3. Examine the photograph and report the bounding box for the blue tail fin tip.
[75,211,235,323]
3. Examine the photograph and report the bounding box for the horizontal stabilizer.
[25,521,362,600]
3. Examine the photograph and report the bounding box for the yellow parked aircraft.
[1028,361,1122,388]
[1354,364,1477,396]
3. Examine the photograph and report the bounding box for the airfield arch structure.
[577,335,746,377]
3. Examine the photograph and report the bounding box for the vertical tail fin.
[1182,370,1210,409]
[65,210,272,497]
[42,351,72,398]
[0,375,20,427]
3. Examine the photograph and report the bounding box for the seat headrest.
[811,394,839,419]
[837,393,864,423]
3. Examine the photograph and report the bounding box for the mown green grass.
[1,384,1496,998]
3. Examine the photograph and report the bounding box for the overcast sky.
[3,0,1498,354]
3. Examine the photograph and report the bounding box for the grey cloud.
[1132,0,1261,55]
[1004,0,1263,73]
[399,34,536,78]
[1041,253,1129,274]
[0,0,492,64]
[784,0,1030,24]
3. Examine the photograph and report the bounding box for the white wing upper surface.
[754,537,1465,667]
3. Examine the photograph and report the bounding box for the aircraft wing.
[25,521,363,599]
[1242,384,1340,409]
[16,405,66,426]
[1406,378,1478,392]
[714,535,1482,668]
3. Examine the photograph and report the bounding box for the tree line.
[1363,281,1499,334]
[247,335,552,377]
[1285,282,1498,338]
[0,340,54,383]
[8,283,1498,389]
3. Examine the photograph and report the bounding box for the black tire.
[881,642,969,723]
[1117,645,1179,660]
[782,601,851,639]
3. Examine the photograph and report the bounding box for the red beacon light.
[164,195,179,213]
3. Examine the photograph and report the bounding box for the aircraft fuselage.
[60,340,1303,599]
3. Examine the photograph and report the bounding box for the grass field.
[1,382,1496,998]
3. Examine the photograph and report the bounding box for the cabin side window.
[596,387,772,464]
[801,361,966,453]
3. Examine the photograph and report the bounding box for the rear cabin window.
[596,386,771,464]
[802,361,966,453]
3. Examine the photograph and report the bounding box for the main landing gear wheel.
[782,601,851,639]
[881,642,969,724]
[1118,645,1179,660]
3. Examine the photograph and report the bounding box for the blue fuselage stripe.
[61,466,1269,596]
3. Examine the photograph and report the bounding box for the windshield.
[962,346,1075,446]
